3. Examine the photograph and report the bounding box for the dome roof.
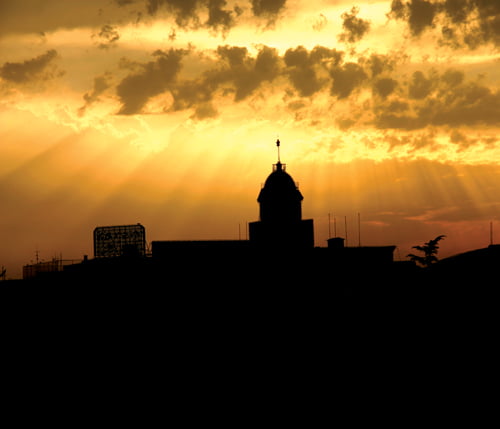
[258,162,303,203]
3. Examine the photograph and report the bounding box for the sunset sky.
[1,0,500,278]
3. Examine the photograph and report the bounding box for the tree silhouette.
[407,235,446,268]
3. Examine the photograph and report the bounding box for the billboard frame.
[93,224,146,258]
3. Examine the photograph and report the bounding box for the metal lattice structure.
[93,224,146,258]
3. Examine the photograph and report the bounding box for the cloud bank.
[388,0,500,48]
[0,50,61,84]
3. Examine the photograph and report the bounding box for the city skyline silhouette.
[1,1,500,281]
[3,137,498,298]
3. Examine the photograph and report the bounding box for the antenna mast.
[358,212,361,247]
[344,216,348,247]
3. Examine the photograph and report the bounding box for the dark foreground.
[1,259,496,419]
[2,255,496,324]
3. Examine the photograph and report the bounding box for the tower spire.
[276,138,281,164]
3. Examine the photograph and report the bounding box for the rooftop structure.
[248,139,314,249]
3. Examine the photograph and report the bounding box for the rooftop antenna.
[328,213,331,239]
[358,212,361,247]
[344,216,348,247]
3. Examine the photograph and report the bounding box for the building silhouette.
[82,140,403,285]
[18,138,416,289]
[6,140,497,351]
[152,140,315,261]
[248,142,314,250]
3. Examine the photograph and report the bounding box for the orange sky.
[1,0,500,279]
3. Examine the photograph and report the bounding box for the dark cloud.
[443,0,500,49]
[251,0,286,16]
[388,0,500,48]
[136,44,281,117]
[441,0,474,23]
[360,53,401,78]
[116,48,187,114]
[169,43,344,115]
[251,0,287,27]
[388,0,437,36]
[284,46,342,97]
[284,47,321,97]
[408,70,434,99]
[94,24,120,49]
[338,6,371,43]
[375,110,423,130]
[407,0,437,36]
[169,76,218,113]
[107,43,498,132]
[373,68,500,130]
[330,62,367,99]
[78,74,112,116]
[383,130,438,152]
[146,0,201,26]
[206,0,237,35]
[449,129,475,149]
[449,128,497,150]
[428,82,500,127]
[0,50,61,84]
[0,0,243,37]
[84,75,111,104]
[309,46,344,65]
[213,44,281,101]
[192,102,218,119]
[373,77,398,98]
[0,0,287,40]
[440,68,464,87]
[148,0,287,31]
[141,0,249,34]
[112,45,408,121]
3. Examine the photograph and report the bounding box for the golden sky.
[1,0,500,278]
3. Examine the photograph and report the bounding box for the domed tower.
[257,160,303,223]
[249,139,314,249]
